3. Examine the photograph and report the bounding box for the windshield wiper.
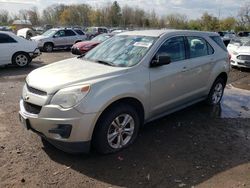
[77,53,86,59]
[95,60,116,66]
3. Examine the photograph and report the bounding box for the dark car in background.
[85,27,108,39]
[71,33,114,55]
[218,31,236,46]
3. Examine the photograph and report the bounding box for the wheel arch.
[11,51,31,64]
[215,72,228,84]
[91,97,145,139]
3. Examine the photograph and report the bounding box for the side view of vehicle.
[19,30,230,154]
[0,31,41,67]
[31,28,87,52]
[227,37,250,68]
[71,33,115,55]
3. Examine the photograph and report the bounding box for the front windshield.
[84,35,157,67]
[42,29,56,36]
[91,34,111,42]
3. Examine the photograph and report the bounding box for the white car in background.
[227,37,250,68]
[0,31,40,67]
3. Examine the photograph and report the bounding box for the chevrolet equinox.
[19,30,230,154]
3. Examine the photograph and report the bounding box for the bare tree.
[0,10,9,25]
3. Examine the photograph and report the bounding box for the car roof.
[118,29,219,37]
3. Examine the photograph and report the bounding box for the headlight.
[232,51,238,55]
[50,85,90,108]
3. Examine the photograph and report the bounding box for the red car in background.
[71,33,115,55]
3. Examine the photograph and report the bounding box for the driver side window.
[54,30,65,37]
[156,36,186,62]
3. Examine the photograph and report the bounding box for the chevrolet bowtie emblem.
[24,95,30,101]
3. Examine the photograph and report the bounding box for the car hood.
[31,35,49,41]
[26,58,128,94]
[73,41,100,48]
[236,46,250,54]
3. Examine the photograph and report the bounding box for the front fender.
[76,68,150,119]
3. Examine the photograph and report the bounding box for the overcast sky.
[0,0,248,19]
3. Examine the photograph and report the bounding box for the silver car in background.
[19,30,230,154]
[31,28,87,52]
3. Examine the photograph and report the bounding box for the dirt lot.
[0,52,250,188]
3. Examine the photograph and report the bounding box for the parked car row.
[19,30,230,154]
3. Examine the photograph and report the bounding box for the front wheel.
[206,78,226,105]
[93,104,140,154]
[43,43,53,52]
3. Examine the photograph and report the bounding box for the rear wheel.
[206,78,226,105]
[43,43,53,52]
[93,104,140,154]
[12,52,31,67]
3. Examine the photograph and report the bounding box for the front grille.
[26,84,47,96]
[237,55,250,61]
[23,101,42,114]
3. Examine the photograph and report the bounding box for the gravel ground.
[0,52,250,188]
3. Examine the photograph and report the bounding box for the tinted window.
[187,37,213,58]
[156,36,185,62]
[65,30,76,36]
[98,28,107,33]
[74,29,85,35]
[0,33,17,43]
[210,36,227,52]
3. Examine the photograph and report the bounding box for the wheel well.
[44,42,54,47]
[97,97,145,127]
[12,51,30,62]
[216,72,228,84]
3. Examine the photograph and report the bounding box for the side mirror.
[151,55,171,67]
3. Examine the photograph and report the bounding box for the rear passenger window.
[65,30,76,36]
[210,36,227,52]
[187,37,213,58]
[74,30,85,35]
[156,36,186,62]
[0,33,17,43]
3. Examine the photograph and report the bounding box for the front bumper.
[231,56,250,68]
[29,48,41,59]
[19,99,97,153]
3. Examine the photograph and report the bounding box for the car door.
[0,33,18,65]
[52,30,67,47]
[184,36,215,98]
[149,36,191,117]
[65,30,78,46]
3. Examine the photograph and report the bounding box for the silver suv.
[19,30,230,154]
[31,28,87,52]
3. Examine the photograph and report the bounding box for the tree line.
[0,1,250,32]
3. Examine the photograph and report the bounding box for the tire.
[93,104,140,154]
[43,43,53,52]
[206,78,226,105]
[12,52,31,67]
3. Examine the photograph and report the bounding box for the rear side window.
[187,36,214,58]
[210,36,227,52]
[65,30,76,36]
[74,30,85,35]
[0,33,17,43]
